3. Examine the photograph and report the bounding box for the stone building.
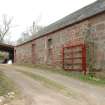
[14,0,105,74]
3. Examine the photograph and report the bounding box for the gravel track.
[0,65,105,105]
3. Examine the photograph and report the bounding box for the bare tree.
[29,14,44,36]
[0,15,13,43]
[3,35,16,45]
[29,21,43,36]
[17,38,24,45]
[21,31,30,41]
[16,31,30,44]
[16,15,44,45]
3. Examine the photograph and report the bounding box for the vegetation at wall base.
[15,64,105,86]
[19,70,74,97]
[0,71,18,96]
[0,53,4,60]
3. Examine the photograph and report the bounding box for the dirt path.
[0,65,105,105]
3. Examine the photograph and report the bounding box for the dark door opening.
[0,43,14,63]
[32,44,35,64]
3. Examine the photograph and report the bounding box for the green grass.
[0,56,3,59]
[0,71,18,96]
[19,70,74,97]
[0,53,4,60]
[15,64,105,86]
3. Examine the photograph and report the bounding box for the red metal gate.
[62,44,86,75]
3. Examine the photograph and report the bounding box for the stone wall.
[14,41,34,64]
[88,12,105,71]
[15,20,88,67]
[15,12,105,72]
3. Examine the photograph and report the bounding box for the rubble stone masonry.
[15,12,105,74]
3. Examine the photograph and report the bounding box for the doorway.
[32,44,35,64]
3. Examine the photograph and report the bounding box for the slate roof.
[17,0,105,46]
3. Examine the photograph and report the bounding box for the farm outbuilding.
[0,43,14,62]
[14,0,105,75]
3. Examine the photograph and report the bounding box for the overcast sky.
[0,0,96,41]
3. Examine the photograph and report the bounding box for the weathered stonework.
[15,21,88,68]
[14,2,105,77]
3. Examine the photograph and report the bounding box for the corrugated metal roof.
[0,43,14,52]
[17,0,105,46]
[0,43,14,48]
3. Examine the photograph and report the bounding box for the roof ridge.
[16,0,105,46]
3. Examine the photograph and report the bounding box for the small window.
[48,38,52,48]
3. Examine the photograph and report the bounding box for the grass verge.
[15,64,105,86]
[0,71,18,96]
[19,70,74,97]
